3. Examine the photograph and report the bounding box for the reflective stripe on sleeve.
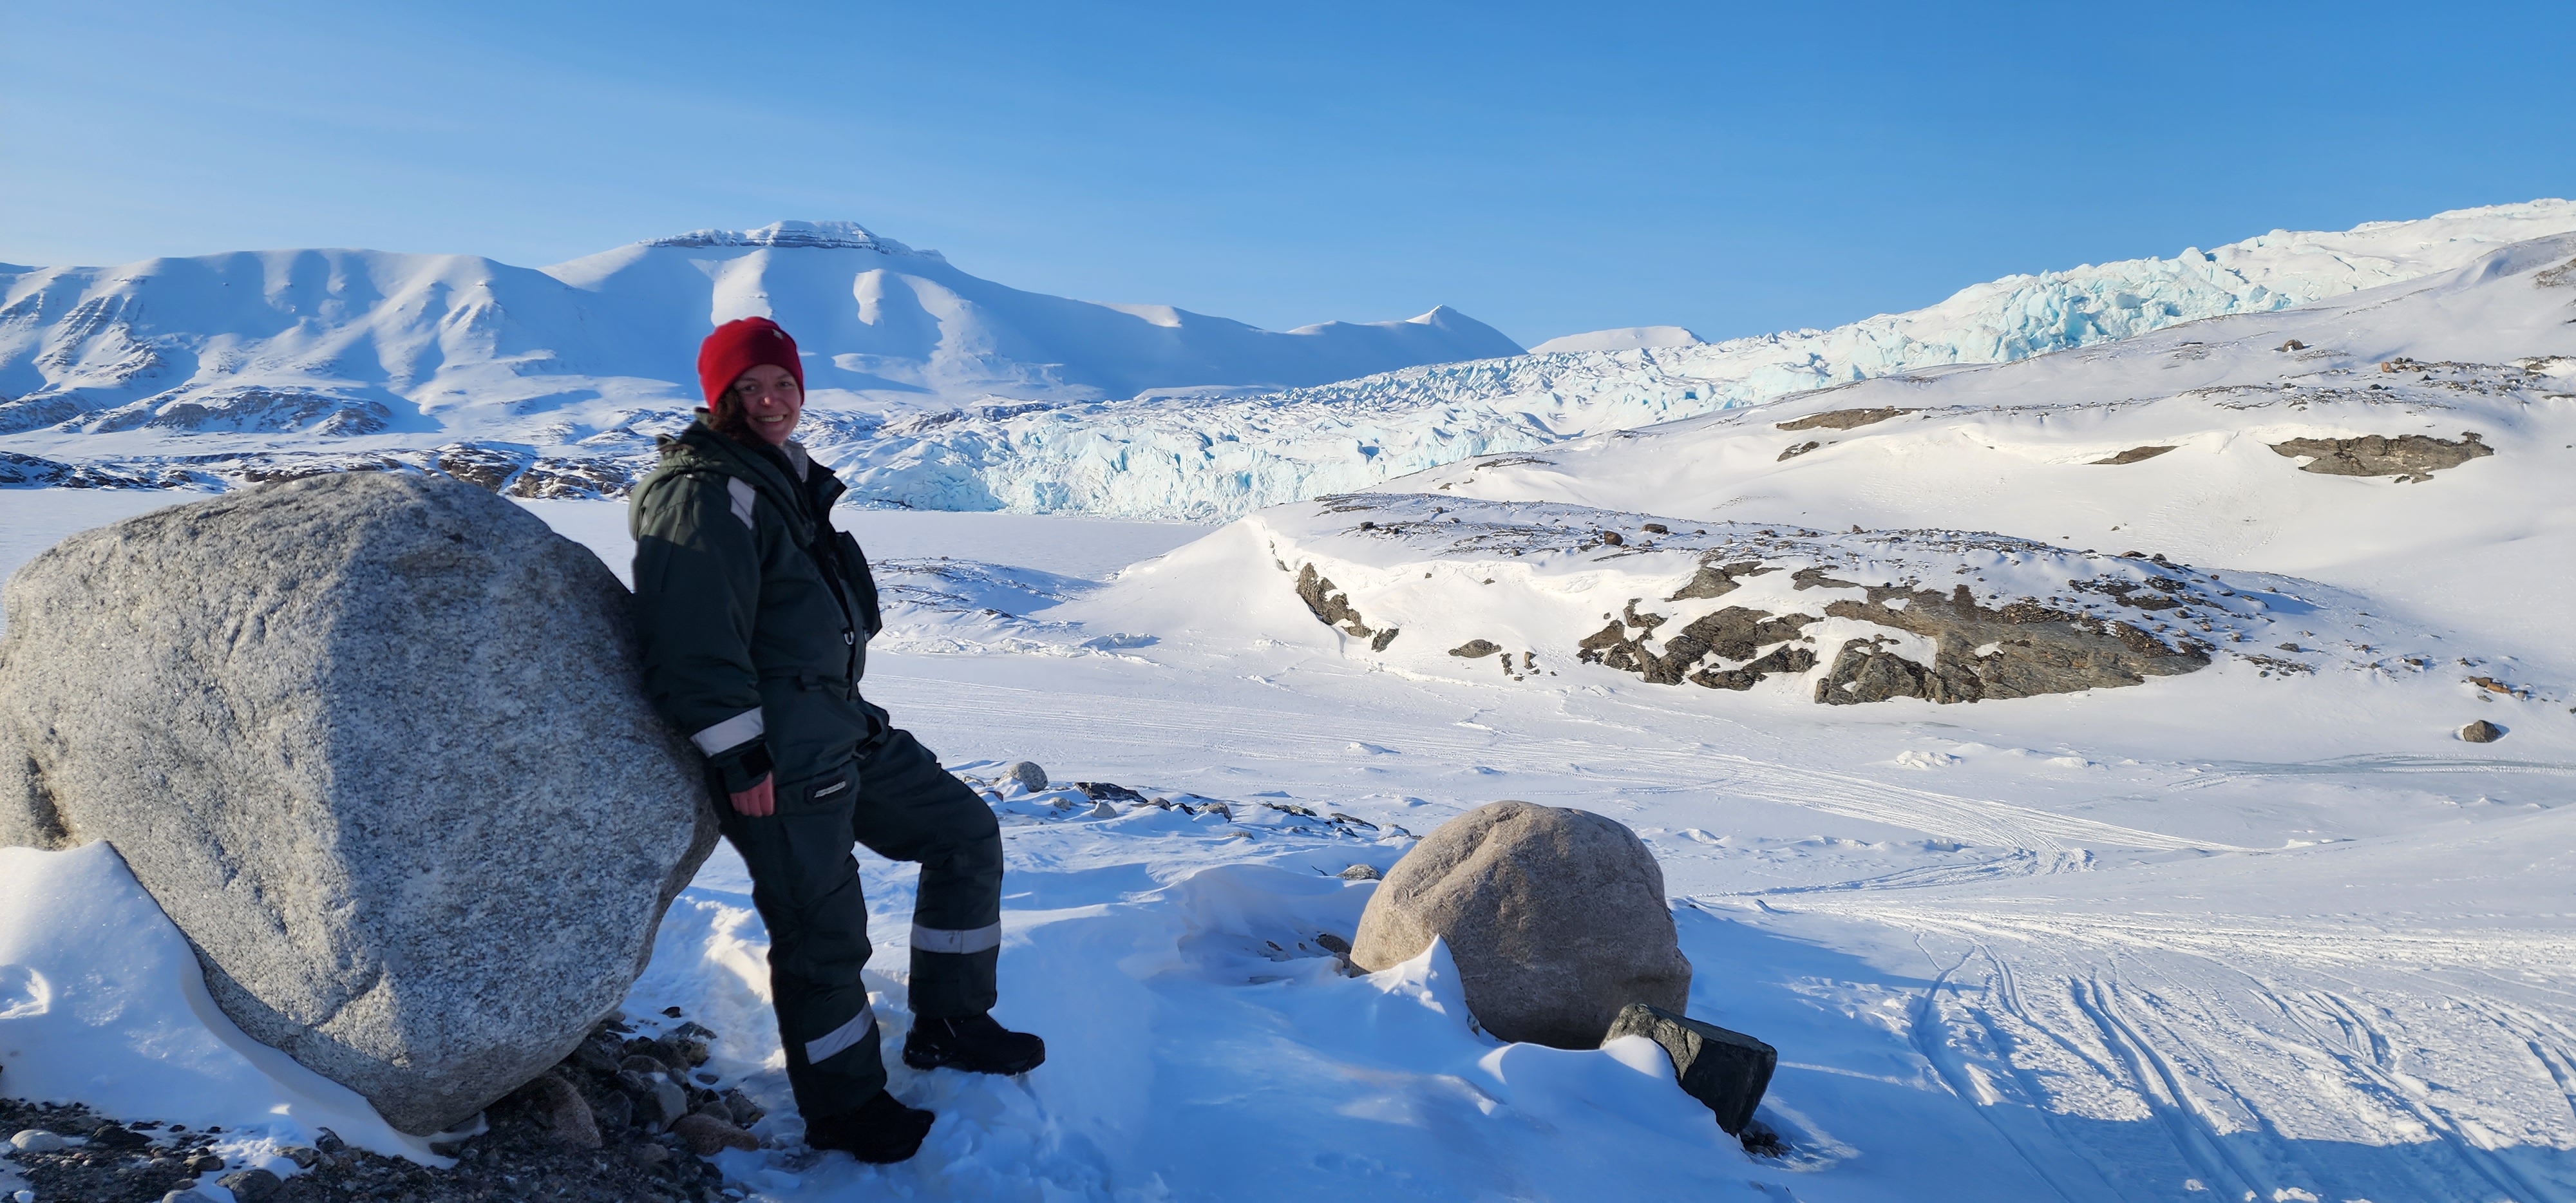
[804,1001,877,1065]
[727,478,756,529]
[911,922,1003,955]
[689,707,764,755]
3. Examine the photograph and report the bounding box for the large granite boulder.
[0,471,717,1135]
[1350,800,1690,1048]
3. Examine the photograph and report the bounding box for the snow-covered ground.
[5,227,2574,1202]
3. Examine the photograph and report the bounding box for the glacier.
[3,202,2571,518]
[821,199,2576,518]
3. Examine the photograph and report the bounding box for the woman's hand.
[730,776,776,817]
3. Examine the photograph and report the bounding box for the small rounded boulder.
[1351,800,1691,1048]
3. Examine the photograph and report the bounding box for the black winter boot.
[804,1090,936,1163]
[902,1012,1046,1075]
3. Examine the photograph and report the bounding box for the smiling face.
[728,363,803,446]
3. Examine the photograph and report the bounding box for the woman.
[629,316,1044,1164]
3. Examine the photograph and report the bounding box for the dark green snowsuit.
[629,420,1002,1120]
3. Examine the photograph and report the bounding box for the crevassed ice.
[819,199,2576,521]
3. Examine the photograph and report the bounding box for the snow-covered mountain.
[0,218,1520,442]
[1526,325,1705,355]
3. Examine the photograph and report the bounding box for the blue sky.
[4,1,2571,346]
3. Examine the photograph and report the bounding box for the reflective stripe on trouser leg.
[804,999,879,1064]
[911,922,1003,954]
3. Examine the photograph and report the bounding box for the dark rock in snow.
[2269,431,2492,481]
[1004,761,1050,792]
[1664,558,1773,602]
[2461,719,2506,743]
[0,471,718,1134]
[1582,606,1818,687]
[1815,639,1929,705]
[1692,643,1819,691]
[1336,864,1381,882]
[1295,562,1400,651]
[1776,440,1821,461]
[1352,801,1690,1048]
[1776,406,1915,431]
[2092,445,2176,465]
[1449,639,1502,659]
[1604,1003,1778,1136]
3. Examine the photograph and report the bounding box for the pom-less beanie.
[696,316,804,406]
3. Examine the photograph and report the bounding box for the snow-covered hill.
[0,218,1520,444]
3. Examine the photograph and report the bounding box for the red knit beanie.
[696,316,805,406]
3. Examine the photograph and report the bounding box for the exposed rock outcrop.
[1579,603,1819,687]
[1776,407,1915,431]
[1295,563,1400,651]
[1818,585,2209,703]
[0,472,717,1134]
[2093,445,2176,465]
[2270,432,2492,481]
[1352,801,1690,1049]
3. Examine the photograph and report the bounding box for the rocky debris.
[1775,406,1914,431]
[1337,864,1382,881]
[2467,675,2526,697]
[1448,639,1502,658]
[1819,584,2209,704]
[506,457,636,500]
[1640,522,1669,535]
[217,1167,283,1200]
[1294,562,1399,651]
[1604,1003,1777,1136]
[2269,431,2492,481]
[430,442,528,491]
[231,452,416,484]
[0,450,191,489]
[2092,444,2176,465]
[0,1103,211,1203]
[1003,761,1050,792]
[0,471,719,1134]
[1598,529,1625,546]
[1776,440,1821,461]
[3,1014,765,1200]
[1352,800,1690,1048]
[2462,719,2506,743]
